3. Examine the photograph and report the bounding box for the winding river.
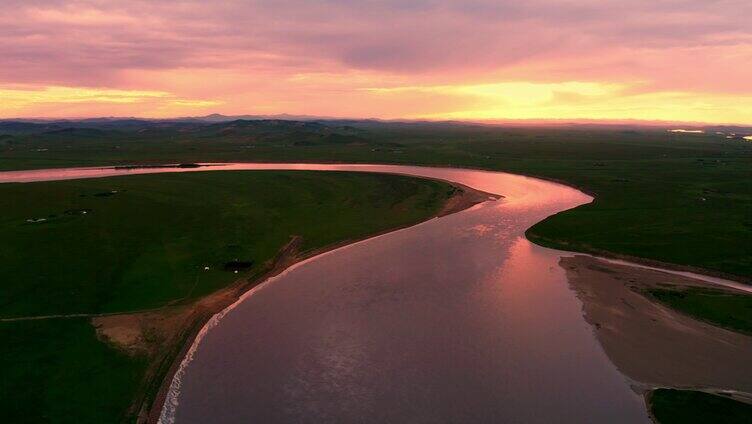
[2,164,654,423]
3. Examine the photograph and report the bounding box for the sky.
[2,0,751,124]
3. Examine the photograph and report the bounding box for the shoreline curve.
[1,162,747,423]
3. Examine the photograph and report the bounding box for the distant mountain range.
[0,114,750,135]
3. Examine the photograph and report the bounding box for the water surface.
[0,164,651,423]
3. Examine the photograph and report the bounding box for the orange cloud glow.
[1,1,750,124]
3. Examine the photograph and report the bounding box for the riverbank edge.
[139,180,497,423]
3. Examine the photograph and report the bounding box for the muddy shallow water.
[0,164,652,423]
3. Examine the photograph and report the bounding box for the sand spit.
[561,255,752,396]
[438,183,500,216]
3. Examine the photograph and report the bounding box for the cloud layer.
[1,0,750,122]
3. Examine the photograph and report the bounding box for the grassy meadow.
[649,389,752,424]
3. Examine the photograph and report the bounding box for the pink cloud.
[0,1,750,122]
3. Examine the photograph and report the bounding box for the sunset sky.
[2,0,751,124]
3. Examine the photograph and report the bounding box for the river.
[0,163,652,423]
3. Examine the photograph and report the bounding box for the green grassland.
[649,389,752,424]
[647,287,752,335]
[0,170,453,423]
[2,319,146,423]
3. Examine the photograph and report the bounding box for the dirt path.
[0,308,168,322]
[1,313,101,322]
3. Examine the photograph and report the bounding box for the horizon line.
[2,114,751,128]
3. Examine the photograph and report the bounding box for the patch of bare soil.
[561,255,752,395]
[93,307,191,356]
